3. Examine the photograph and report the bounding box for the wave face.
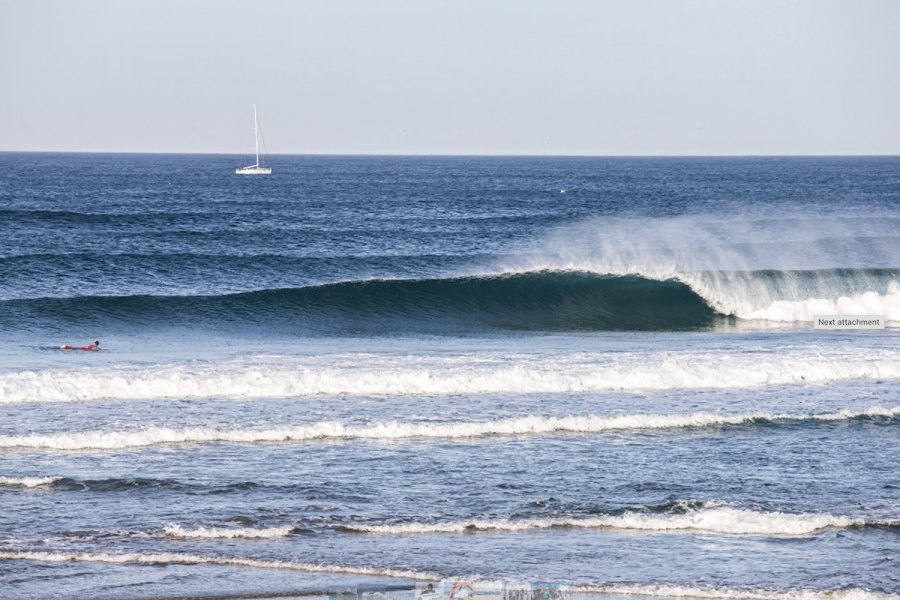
[0,271,722,333]
[2,408,896,450]
[0,476,257,494]
[4,268,897,334]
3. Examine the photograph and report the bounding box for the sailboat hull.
[235,166,272,175]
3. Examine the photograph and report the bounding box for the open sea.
[0,153,898,600]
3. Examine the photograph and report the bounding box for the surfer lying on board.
[60,340,101,351]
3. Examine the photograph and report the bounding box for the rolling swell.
[4,409,897,449]
[1,271,721,333]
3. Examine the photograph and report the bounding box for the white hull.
[235,166,272,175]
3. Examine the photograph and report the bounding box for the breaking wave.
[0,552,894,599]
[570,583,900,600]
[682,272,900,323]
[4,268,896,334]
[499,216,900,325]
[4,347,900,404]
[0,476,62,488]
[1,408,896,450]
[0,550,438,580]
[343,506,873,537]
[162,523,294,539]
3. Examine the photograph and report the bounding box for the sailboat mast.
[253,104,260,167]
[235,104,270,174]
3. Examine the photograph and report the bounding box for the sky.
[1,0,898,155]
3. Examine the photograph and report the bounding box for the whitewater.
[4,345,900,403]
[2,407,898,450]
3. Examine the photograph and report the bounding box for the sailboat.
[235,104,272,175]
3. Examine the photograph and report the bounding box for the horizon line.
[1,150,899,159]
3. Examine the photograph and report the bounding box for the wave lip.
[1,408,896,451]
[345,506,866,537]
[162,523,294,539]
[0,550,439,580]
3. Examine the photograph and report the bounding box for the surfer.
[60,340,101,351]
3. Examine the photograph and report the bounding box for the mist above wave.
[501,215,900,322]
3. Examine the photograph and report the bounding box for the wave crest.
[0,476,61,488]
[0,550,437,579]
[345,506,866,537]
[162,523,294,539]
[571,583,900,600]
[4,349,900,404]
[1,408,896,450]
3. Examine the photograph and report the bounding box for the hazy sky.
[1,0,898,155]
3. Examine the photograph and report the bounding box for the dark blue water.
[1,153,898,600]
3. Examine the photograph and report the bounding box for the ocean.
[0,153,898,600]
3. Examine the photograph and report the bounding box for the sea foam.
[0,550,437,579]
[0,476,61,488]
[3,348,900,404]
[571,583,900,600]
[0,551,893,599]
[162,523,294,539]
[1,407,896,450]
[345,506,866,537]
